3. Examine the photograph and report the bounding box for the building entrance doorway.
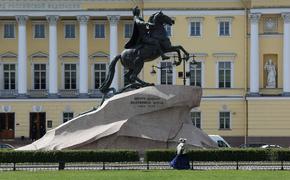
[0,113,15,139]
[30,113,46,140]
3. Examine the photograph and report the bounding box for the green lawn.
[0,170,290,180]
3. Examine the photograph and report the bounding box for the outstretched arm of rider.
[146,22,156,30]
[135,17,147,25]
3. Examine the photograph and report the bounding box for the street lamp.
[174,54,197,85]
[150,54,196,85]
[150,65,173,74]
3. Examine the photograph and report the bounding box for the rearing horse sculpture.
[99,10,194,102]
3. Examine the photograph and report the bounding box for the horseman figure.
[125,6,170,60]
[99,6,195,103]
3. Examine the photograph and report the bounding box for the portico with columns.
[0,12,131,98]
[249,9,290,96]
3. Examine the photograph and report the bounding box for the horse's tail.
[99,54,122,94]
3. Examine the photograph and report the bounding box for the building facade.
[0,0,290,147]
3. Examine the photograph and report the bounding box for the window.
[165,25,172,37]
[33,64,46,90]
[47,120,52,128]
[3,64,16,90]
[190,62,202,87]
[124,23,133,38]
[217,140,228,148]
[160,62,172,85]
[65,24,75,38]
[64,64,77,89]
[191,111,201,129]
[63,112,74,123]
[4,24,15,38]
[34,24,45,38]
[219,112,231,129]
[94,63,106,89]
[219,21,230,36]
[218,62,231,88]
[190,22,201,36]
[95,23,105,38]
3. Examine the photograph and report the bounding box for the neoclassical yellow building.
[1,0,290,147]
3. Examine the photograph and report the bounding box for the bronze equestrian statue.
[99,7,195,103]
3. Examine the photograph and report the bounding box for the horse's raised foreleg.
[172,45,198,65]
[164,47,183,66]
[173,45,189,57]
[171,45,190,61]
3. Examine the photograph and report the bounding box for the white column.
[77,15,90,96]
[107,15,120,91]
[249,13,261,95]
[16,15,28,96]
[46,15,59,96]
[282,13,290,95]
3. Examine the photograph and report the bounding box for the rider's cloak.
[124,21,140,49]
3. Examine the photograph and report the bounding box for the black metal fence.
[1,149,290,171]
[1,161,290,171]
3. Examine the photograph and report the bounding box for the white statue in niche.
[264,59,276,88]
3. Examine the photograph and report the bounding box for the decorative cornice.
[213,52,237,58]
[249,13,261,24]
[186,16,204,22]
[46,15,59,25]
[215,16,234,22]
[144,9,245,16]
[144,0,241,2]
[77,15,90,25]
[107,15,120,25]
[15,15,28,25]
[282,13,290,23]
[190,53,208,57]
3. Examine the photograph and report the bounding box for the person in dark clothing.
[170,138,190,170]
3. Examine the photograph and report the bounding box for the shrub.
[0,150,139,163]
[275,149,290,161]
[145,149,175,162]
[145,149,272,162]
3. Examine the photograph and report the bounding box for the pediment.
[59,51,79,58]
[0,52,17,58]
[29,51,48,58]
[89,51,109,58]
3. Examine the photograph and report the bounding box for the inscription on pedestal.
[130,96,165,108]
